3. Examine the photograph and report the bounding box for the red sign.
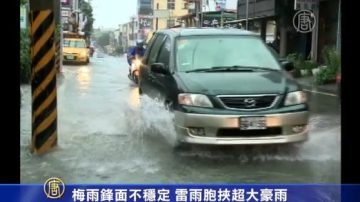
[61,0,71,6]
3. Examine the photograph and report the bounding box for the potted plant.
[287,53,305,77]
[315,47,340,85]
[302,60,317,76]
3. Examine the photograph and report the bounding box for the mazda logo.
[244,98,256,108]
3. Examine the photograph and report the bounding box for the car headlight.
[134,59,142,67]
[178,93,213,108]
[81,52,87,57]
[284,91,307,106]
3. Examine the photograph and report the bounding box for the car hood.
[175,71,300,95]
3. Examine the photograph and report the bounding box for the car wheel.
[138,79,143,95]
[173,141,191,152]
[135,76,139,84]
[164,100,174,111]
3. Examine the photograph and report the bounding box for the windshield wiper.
[185,66,280,73]
[208,65,256,71]
[210,66,281,71]
[241,66,281,72]
[185,68,212,73]
[185,66,254,73]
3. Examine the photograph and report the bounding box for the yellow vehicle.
[63,37,90,64]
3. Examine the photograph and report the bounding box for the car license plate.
[66,55,74,60]
[240,117,266,130]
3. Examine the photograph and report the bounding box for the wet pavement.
[20,55,341,184]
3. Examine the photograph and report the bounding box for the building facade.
[179,0,237,28]
[61,0,88,34]
[119,17,139,51]
[138,0,153,40]
[236,0,341,61]
[152,0,188,30]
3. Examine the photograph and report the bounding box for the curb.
[298,82,338,96]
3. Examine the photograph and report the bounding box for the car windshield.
[175,36,281,72]
[63,40,86,48]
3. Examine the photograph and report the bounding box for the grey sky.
[91,0,238,29]
[92,0,137,29]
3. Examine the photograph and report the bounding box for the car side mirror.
[150,63,168,74]
[280,60,294,72]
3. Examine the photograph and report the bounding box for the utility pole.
[220,10,224,27]
[29,0,58,154]
[336,0,341,53]
[196,0,200,27]
[246,0,249,30]
[310,0,319,61]
[132,17,135,45]
[156,3,159,30]
[220,0,225,28]
[200,0,203,28]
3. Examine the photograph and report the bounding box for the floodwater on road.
[21,55,341,184]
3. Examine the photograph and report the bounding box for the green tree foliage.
[96,32,111,48]
[20,0,28,5]
[315,47,341,85]
[115,46,124,55]
[20,29,31,84]
[81,0,95,38]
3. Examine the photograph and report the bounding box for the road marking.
[304,89,338,97]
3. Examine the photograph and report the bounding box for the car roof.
[157,28,257,37]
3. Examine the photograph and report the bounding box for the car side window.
[156,37,171,69]
[143,33,158,61]
[147,34,166,65]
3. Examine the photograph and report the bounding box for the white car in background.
[96,52,105,58]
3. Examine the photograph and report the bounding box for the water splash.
[121,87,340,162]
[122,88,177,148]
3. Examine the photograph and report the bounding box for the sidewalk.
[295,76,338,96]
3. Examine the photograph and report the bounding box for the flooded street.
[20,55,340,184]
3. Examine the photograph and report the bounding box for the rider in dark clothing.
[127,40,145,77]
[127,40,145,65]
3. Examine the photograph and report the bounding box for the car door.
[140,34,166,98]
[151,36,173,103]
[139,33,158,94]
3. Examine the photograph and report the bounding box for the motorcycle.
[128,56,141,84]
[89,47,94,57]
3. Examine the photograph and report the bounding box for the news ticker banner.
[0,180,359,202]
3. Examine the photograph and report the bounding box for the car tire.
[138,79,143,95]
[173,141,191,152]
[164,100,174,111]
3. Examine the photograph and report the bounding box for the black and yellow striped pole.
[30,0,58,154]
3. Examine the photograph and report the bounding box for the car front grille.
[217,127,282,137]
[218,95,278,110]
